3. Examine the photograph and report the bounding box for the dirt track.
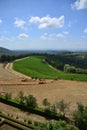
[0,63,87,114]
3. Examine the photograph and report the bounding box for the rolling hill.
[0,47,31,56]
[0,47,13,56]
[13,56,87,81]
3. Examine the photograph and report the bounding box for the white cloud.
[57,33,65,38]
[40,33,55,40]
[0,19,2,24]
[84,28,87,33]
[14,18,26,28]
[71,0,87,10]
[0,36,15,42]
[41,31,69,40]
[29,15,64,29]
[56,31,69,38]
[63,31,69,35]
[18,33,29,39]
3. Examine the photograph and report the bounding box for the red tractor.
[38,79,46,84]
[21,78,28,82]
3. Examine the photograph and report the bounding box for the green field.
[13,56,87,81]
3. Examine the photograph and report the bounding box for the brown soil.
[0,124,18,130]
[0,63,87,118]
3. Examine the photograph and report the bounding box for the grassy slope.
[13,56,87,81]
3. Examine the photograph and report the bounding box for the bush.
[28,119,32,124]
[56,100,70,116]
[73,103,87,130]
[42,98,50,107]
[5,92,12,100]
[34,121,39,126]
[25,94,38,107]
[15,91,25,105]
[34,120,78,130]
[0,95,65,120]
[50,104,57,113]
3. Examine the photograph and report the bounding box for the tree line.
[45,53,87,74]
[0,54,30,62]
[0,53,45,63]
[1,52,87,74]
[1,91,87,130]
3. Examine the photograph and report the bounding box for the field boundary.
[5,62,31,79]
[0,112,34,130]
[0,95,65,121]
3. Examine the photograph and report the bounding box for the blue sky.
[0,0,87,50]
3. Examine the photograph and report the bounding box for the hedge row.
[0,118,4,126]
[0,95,65,120]
[4,120,31,130]
[0,112,34,130]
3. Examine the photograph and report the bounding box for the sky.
[0,0,87,50]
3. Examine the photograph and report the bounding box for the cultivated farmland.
[13,56,87,81]
[0,56,87,129]
[0,59,87,110]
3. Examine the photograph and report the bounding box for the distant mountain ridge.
[0,47,87,56]
[0,47,13,56]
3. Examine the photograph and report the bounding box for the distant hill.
[0,47,13,56]
[0,47,87,56]
[0,47,36,56]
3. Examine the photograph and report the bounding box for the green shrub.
[0,95,65,121]
[28,119,32,124]
[5,92,12,100]
[34,121,39,126]
[25,94,38,107]
[73,103,87,130]
[34,120,78,130]
[15,91,25,105]
[56,100,70,116]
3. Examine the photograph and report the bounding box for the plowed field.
[0,63,87,114]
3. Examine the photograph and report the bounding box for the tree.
[15,91,25,104]
[34,121,78,130]
[64,64,76,73]
[50,104,57,113]
[25,94,37,107]
[5,92,12,100]
[64,64,71,73]
[69,66,76,73]
[73,102,87,130]
[43,98,50,107]
[56,100,70,116]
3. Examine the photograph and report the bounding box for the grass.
[13,56,87,81]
